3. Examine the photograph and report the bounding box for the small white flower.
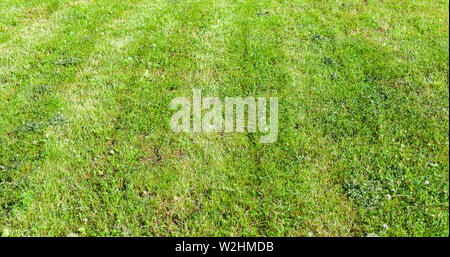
[424,181,430,185]
[383,224,388,230]
[386,194,392,200]
[2,228,10,237]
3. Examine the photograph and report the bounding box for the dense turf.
[0,0,448,236]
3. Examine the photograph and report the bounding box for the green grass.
[0,0,448,236]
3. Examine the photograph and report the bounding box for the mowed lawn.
[0,0,448,237]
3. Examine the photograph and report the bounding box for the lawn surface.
[0,0,448,236]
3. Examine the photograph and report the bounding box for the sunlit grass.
[0,0,448,236]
